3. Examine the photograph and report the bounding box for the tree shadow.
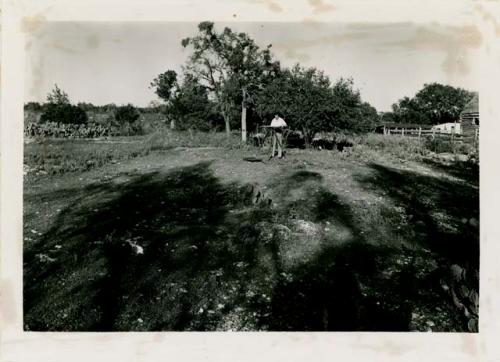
[422,158,479,186]
[268,242,416,331]
[355,163,479,269]
[263,169,429,331]
[24,162,477,331]
[262,165,476,331]
[24,161,274,331]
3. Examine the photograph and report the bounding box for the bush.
[40,103,88,125]
[423,137,455,154]
[115,104,139,124]
[351,134,428,161]
[114,104,143,135]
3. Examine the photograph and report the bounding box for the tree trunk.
[241,93,247,143]
[222,110,231,137]
[303,126,312,148]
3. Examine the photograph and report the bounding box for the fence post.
[402,128,405,136]
[418,127,421,140]
[451,127,455,153]
[432,129,435,139]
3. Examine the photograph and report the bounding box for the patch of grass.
[342,134,478,164]
[356,134,427,159]
[24,140,150,175]
[145,129,245,151]
[24,131,252,175]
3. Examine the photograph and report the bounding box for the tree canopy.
[180,21,280,137]
[255,65,378,142]
[389,83,475,125]
[150,70,178,103]
[152,23,381,140]
[151,23,475,141]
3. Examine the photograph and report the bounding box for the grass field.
[23,132,479,331]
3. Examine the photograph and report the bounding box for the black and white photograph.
[21,19,481,333]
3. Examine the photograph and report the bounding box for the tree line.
[25,85,160,136]
[151,22,475,143]
[25,22,477,142]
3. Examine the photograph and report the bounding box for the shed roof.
[461,93,478,114]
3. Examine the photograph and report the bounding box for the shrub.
[114,104,143,135]
[423,137,455,154]
[351,134,428,161]
[40,103,88,125]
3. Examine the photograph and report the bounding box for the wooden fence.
[384,127,479,144]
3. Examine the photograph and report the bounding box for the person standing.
[270,114,287,159]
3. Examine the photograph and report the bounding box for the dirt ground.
[23,145,479,331]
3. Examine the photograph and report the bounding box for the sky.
[25,21,482,112]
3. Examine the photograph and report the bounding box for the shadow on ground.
[24,160,478,331]
[356,163,479,269]
[422,157,479,186]
[25,161,275,330]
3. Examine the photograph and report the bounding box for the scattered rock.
[273,224,291,238]
[124,238,144,255]
[36,254,56,263]
[292,220,320,236]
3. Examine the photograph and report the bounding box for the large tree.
[150,70,179,127]
[169,74,220,131]
[255,65,371,144]
[180,21,280,140]
[390,83,475,125]
[151,70,220,131]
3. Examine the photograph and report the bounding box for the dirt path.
[23,147,479,331]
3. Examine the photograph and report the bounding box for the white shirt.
[270,117,287,128]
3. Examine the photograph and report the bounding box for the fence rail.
[384,127,479,142]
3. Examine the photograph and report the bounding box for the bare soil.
[23,145,479,331]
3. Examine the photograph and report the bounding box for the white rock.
[293,220,320,235]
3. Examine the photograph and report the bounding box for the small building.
[374,122,433,135]
[460,93,479,135]
[431,122,462,134]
